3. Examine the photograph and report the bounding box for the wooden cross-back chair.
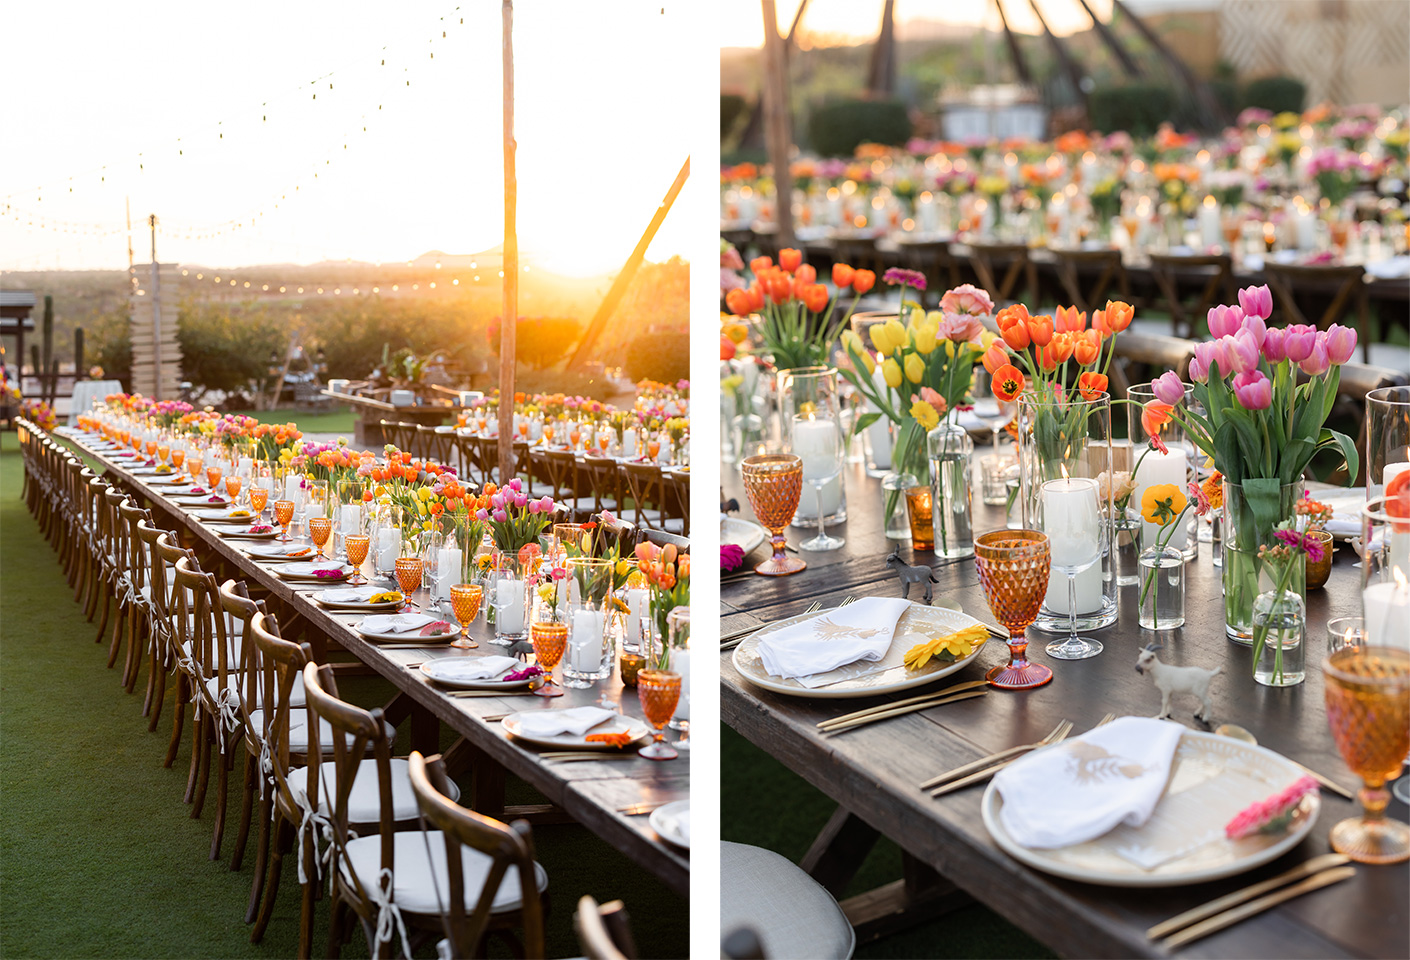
[397,750,549,960]
[575,895,638,960]
[1050,247,1131,314]
[897,239,961,302]
[832,235,881,278]
[452,430,488,488]
[531,449,595,520]
[79,474,110,623]
[114,498,154,692]
[581,455,623,517]
[416,424,456,469]
[67,462,99,605]
[966,241,1037,306]
[379,420,418,455]
[1148,252,1235,338]
[620,462,667,533]
[1106,331,1198,402]
[150,535,192,735]
[59,456,88,585]
[1262,262,1370,362]
[134,523,181,726]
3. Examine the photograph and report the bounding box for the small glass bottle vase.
[926,420,974,559]
[1138,545,1185,631]
[1253,587,1306,687]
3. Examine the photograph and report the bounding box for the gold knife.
[1147,853,1351,940]
[1161,865,1356,949]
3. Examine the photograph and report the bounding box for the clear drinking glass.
[1040,476,1104,659]
[666,605,691,747]
[1367,386,1410,496]
[781,366,845,551]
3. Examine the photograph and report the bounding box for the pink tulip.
[1283,324,1318,363]
[1261,327,1287,364]
[1240,313,1267,348]
[1325,324,1358,365]
[1225,330,1262,374]
[1207,304,1245,339]
[1232,370,1273,410]
[1298,338,1331,376]
[1152,371,1186,406]
[492,509,508,522]
[1190,340,1222,382]
[475,508,489,521]
[1237,284,1273,321]
[528,500,542,515]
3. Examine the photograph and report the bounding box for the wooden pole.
[865,0,897,98]
[565,157,691,370]
[149,214,163,400]
[1026,0,1089,115]
[993,0,1033,86]
[760,0,794,248]
[497,0,518,485]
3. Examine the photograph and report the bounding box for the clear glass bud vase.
[1253,587,1306,687]
[1138,545,1185,630]
[926,419,974,559]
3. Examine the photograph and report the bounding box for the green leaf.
[1319,427,1359,484]
[1241,477,1285,539]
[1231,415,1264,476]
[1280,438,1313,486]
[1214,420,1242,484]
[853,411,884,434]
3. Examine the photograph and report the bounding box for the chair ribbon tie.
[292,787,335,885]
[215,687,241,754]
[369,868,413,960]
[258,738,274,800]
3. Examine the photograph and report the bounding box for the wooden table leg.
[800,806,880,897]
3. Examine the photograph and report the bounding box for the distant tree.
[177,298,289,404]
[86,306,132,390]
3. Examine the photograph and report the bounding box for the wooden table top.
[721,459,1408,958]
[72,433,689,896]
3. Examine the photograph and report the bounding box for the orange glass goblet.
[543,424,555,443]
[274,499,295,541]
[249,486,269,516]
[637,669,682,760]
[308,516,333,559]
[1323,646,1410,863]
[518,421,529,437]
[449,584,483,649]
[569,428,582,449]
[171,448,185,472]
[206,465,223,490]
[186,456,204,486]
[145,440,157,458]
[647,439,661,460]
[344,534,370,585]
[394,557,424,606]
[530,621,567,697]
[740,454,806,576]
[974,530,1053,689]
[225,475,243,503]
[156,444,170,464]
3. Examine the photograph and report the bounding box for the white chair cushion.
[340,830,547,915]
[248,708,393,753]
[286,759,460,824]
[720,841,854,960]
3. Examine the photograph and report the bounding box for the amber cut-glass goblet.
[974,530,1053,689]
[249,486,270,517]
[741,454,807,576]
[1323,646,1410,863]
[531,621,567,697]
[638,669,682,760]
[344,534,370,585]
[394,556,423,600]
[206,465,223,490]
[274,499,295,541]
[449,584,483,649]
[308,516,333,559]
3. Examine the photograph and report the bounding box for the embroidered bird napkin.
[993,716,1183,849]
[515,705,616,738]
[756,597,910,684]
[360,613,437,634]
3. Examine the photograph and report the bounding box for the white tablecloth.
[67,380,122,425]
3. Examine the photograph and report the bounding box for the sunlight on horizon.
[0,1,699,278]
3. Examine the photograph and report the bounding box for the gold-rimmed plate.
[981,729,1320,887]
[731,602,987,699]
[500,712,650,750]
[274,562,351,581]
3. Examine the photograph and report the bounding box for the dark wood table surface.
[722,458,1408,958]
[66,431,689,896]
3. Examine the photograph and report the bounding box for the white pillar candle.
[673,648,690,721]
[917,194,939,234]
[1199,198,1221,249]
[626,588,649,646]
[793,417,842,519]
[435,546,462,599]
[1133,448,1188,550]
[284,474,302,501]
[569,609,605,672]
[1382,461,1410,489]
[376,528,400,570]
[1042,478,1101,571]
[497,577,525,633]
[339,504,361,536]
[1296,209,1317,251]
[1362,580,1410,649]
[237,456,254,479]
[623,428,638,458]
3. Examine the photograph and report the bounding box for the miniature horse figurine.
[885,550,939,603]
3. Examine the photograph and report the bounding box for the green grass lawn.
[225,406,357,437]
[722,724,1055,959]
[0,440,684,958]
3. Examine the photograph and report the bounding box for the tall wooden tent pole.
[498,0,518,485]
[761,0,794,248]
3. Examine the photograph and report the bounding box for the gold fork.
[928,714,1113,795]
[720,598,830,650]
[922,719,1074,791]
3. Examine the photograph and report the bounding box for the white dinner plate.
[173,494,232,507]
[217,525,281,541]
[731,602,988,699]
[358,623,458,644]
[420,659,534,690]
[649,800,690,849]
[500,712,650,750]
[194,509,258,524]
[981,729,1321,887]
[244,543,319,562]
[275,561,352,581]
[722,516,766,556]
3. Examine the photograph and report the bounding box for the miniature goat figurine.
[885,550,939,604]
[1135,643,1220,723]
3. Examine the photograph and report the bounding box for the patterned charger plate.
[981,729,1320,887]
[731,602,988,699]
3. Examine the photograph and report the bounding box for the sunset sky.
[1,1,703,277]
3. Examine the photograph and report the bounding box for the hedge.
[808,98,910,157]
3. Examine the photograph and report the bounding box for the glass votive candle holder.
[904,482,935,552]
[1305,530,1334,590]
[980,454,1014,506]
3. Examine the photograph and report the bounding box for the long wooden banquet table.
[721,461,1408,958]
[63,429,689,897]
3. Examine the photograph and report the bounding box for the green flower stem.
[1138,502,1193,628]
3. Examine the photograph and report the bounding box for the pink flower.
[1240,313,1267,348]
[492,508,508,522]
[1299,338,1331,376]
[528,500,542,515]
[1237,284,1273,322]
[600,509,617,524]
[1325,324,1357,365]
[1207,304,1245,339]
[1151,371,1186,406]
[1225,775,1319,840]
[919,386,945,409]
[1232,370,1273,410]
[721,543,746,572]
[1283,324,1318,363]
[475,508,490,521]
[936,311,985,344]
[1189,340,1222,383]
[938,283,994,317]
[1225,330,1262,374]
[1261,326,1287,364]
[1188,482,1210,518]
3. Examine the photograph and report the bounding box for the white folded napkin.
[993,716,1183,850]
[756,597,910,683]
[1366,255,1410,280]
[426,656,519,682]
[319,586,381,603]
[515,705,615,738]
[361,613,436,634]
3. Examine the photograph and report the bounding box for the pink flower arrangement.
[1225,776,1319,839]
[721,543,746,572]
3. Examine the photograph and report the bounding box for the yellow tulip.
[882,357,902,389]
[979,329,999,350]
[910,400,940,431]
[904,353,924,384]
[907,306,928,330]
[883,319,907,354]
[869,323,894,356]
[841,329,864,356]
[859,351,876,375]
[912,323,938,355]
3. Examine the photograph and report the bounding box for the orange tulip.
[981,341,1009,375]
[1050,333,1075,365]
[750,256,773,276]
[725,288,753,317]
[1077,371,1108,401]
[1141,401,1174,438]
[794,263,817,285]
[778,248,803,272]
[1026,314,1054,347]
[995,303,1030,331]
[1001,322,1030,350]
[720,335,737,360]
[1104,300,1134,332]
[832,263,855,288]
[1055,305,1087,333]
[1092,306,1112,336]
[769,276,793,304]
[992,364,1026,402]
[852,269,876,294]
[801,283,829,313]
[1072,330,1101,366]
